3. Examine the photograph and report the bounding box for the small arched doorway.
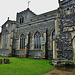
[73,37,75,62]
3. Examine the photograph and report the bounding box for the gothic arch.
[51,29,55,40]
[19,33,26,38]
[72,36,75,58]
[34,31,41,49]
[20,34,25,49]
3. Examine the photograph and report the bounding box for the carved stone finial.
[8,17,9,20]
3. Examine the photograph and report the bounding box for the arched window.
[52,30,55,40]
[66,8,70,15]
[20,16,24,24]
[67,8,70,15]
[34,32,41,49]
[22,17,24,23]
[4,34,8,48]
[20,34,25,49]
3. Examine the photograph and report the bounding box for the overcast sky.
[0,0,59,32]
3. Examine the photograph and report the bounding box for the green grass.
[0,57,54,75]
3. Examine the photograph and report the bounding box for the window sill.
[18,49,25,51]
[33,49,41,51]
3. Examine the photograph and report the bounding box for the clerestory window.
[20,16,24,24]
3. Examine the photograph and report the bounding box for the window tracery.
[34,32,41,49]
[20,34,25,49]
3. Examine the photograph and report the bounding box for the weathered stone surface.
[55,0,75,62]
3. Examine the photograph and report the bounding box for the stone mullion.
[36,36,37,49]
[22,38,23,49]
[18,36,20,49]
[1,35,4,48]
[37,36,38,49]
[35,37,36,49]
[22,37,24,49]
[19,38,21,49]
[38,36,40,49]
[40,36,42,49]
[33,34,35,50]
[21,38,22,49]
[23,38,24,49]
[24,38,25,49]
[20,38,21,49]
[38,36,39,49]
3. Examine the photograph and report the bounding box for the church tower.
[54,0,75,63]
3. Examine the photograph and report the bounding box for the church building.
[0,0,75,63]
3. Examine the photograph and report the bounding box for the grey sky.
[0,0,59,32]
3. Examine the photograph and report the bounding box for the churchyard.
[0,57,54,75]
[0,57,75,75]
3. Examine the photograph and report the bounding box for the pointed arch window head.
[52,30,55,40]
[34,32,41,49]
[20,34,25,49]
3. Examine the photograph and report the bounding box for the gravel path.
[43,69,75,75]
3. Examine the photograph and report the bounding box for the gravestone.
[4,58,10,64]
[0,59,2,64]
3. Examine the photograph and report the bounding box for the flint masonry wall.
[55,0,75,60]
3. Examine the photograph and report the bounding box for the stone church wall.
[55,0,75,61]
[0,49,9,56]
[0,0,75,61]
[15,18,56,58]
[15,50,25,56]
[13,9,57,58]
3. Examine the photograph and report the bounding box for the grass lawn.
[0,57,54,75]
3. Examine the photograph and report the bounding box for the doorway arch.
[73,37,75,59]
